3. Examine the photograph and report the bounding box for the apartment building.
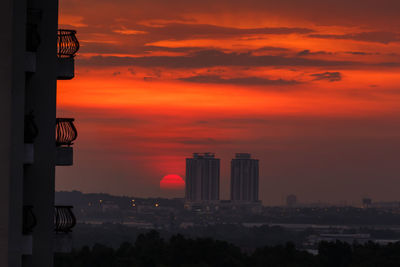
[1,0,79,266]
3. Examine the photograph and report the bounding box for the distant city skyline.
[56,0,400,205]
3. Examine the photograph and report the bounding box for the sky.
[56,0,400,205]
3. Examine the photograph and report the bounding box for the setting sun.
[160,174,185,190]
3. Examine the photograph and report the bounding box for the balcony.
[54,206,76,233]
[57,29,79,80]
[55,118,77,166]
[23,206,37,235]
[25,52,37,73]
[22,206,37,255]
[26,8,42,52]
[24,112,38,164]
[25,8,41,73]
[54,206,76,253]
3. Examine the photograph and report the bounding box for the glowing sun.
[160,174,185,190]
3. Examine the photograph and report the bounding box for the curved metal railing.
[26,8,42,52]
[23,206,37,235]
[26,24,41,52]
[57,29,79,58]
[54,206,76,233]
[56,118,77,147]
[24,111,39,143]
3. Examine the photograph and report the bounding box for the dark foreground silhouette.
[55,230,400,267]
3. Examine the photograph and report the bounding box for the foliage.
[55,231,400,267]
[72,223,308,249]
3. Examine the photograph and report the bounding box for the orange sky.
[56,0,400,205]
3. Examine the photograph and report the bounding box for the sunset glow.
[160,174,185,190]
[56,0,400,204]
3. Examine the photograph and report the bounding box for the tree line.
[55,230,400,267]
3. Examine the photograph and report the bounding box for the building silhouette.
[286,194,298,207]
[230,153,259,202]
[185,153,220,202]
[362,198,372,208]
[1,1,79,266]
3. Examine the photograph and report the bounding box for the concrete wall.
[2,0,62,265]
[0,0,14,264]
[11,0,28,266]
[24,0,59,266]
[1,0,61,266]
[1,0,27,266]
[24,0,58,267]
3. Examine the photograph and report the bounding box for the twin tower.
[185,153,259,202]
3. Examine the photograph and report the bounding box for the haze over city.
[56,0,400,205]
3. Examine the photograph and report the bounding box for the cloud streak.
[179,75,299,86]
[309,31,400,44]
[310,72,342,82]
[140,23,315,40]
[78,50,355,68]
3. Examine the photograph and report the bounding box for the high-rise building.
[185,153,220,202]
[1,1,79,266]
[230,153,259,202]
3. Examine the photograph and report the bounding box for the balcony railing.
[23,206,37,235]
[24,111,39,144]
[57,29,79,58]
[54,206,76,233]
[26,9,42,52]
[56,118,77,147]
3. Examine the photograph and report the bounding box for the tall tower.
[231,153,259,202]
[1,1,79,266]
[185,153,220,202]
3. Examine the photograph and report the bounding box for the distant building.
[306,233,371,247]
[362,198,372,208]
[101,201,120,212]
[230,153,259,202]
[370,201,400,209]
[286,194,298,207]
[185,153,220,202]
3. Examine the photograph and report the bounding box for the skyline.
[56,0,400,205]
